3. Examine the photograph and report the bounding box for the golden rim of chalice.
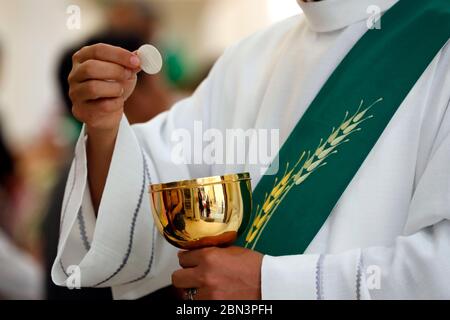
[149,173,252,250]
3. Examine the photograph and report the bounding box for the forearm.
[86,126,119,213]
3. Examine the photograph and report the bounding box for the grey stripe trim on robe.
[93,152,147,287]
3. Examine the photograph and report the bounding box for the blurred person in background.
[106,0,158,43]
[43,1,175,300]
[0,43,43,300]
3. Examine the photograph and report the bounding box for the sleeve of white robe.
[261,100,450,300]
[51,44,236,299]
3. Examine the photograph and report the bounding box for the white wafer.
[137,44,163,75]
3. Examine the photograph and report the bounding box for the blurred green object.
[164,50,185,85]
[62,115,82,145]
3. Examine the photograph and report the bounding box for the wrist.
[261,254,320,300]
[85,123,120,213]
[86,125,119,148]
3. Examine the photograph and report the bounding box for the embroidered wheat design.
[244,98,383,249]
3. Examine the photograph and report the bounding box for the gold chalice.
[150,173,252,300]
[149,172,252,250]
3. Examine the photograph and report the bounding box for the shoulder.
[229,15,302,54]
[203,14,304,103]
[212,14,304,73]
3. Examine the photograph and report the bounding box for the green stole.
[235,0,450,255]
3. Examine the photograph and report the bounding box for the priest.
[52,0,450,299]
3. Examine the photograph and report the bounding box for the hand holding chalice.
[150,173,252,300]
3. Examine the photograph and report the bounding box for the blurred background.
[0,0,300,299]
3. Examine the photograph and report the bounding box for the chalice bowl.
[149,172,252,300]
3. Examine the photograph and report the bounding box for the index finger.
[178,250,200,268]
[73,43,140,69]
[178,248,215,268]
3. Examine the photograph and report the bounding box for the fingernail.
[125,69,132,79]
[130,55,140,67]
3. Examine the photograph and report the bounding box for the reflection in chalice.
[150,173,252,251]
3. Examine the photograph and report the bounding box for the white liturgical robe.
[52,0,450,299]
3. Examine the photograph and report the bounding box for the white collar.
[297,0,399,32]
